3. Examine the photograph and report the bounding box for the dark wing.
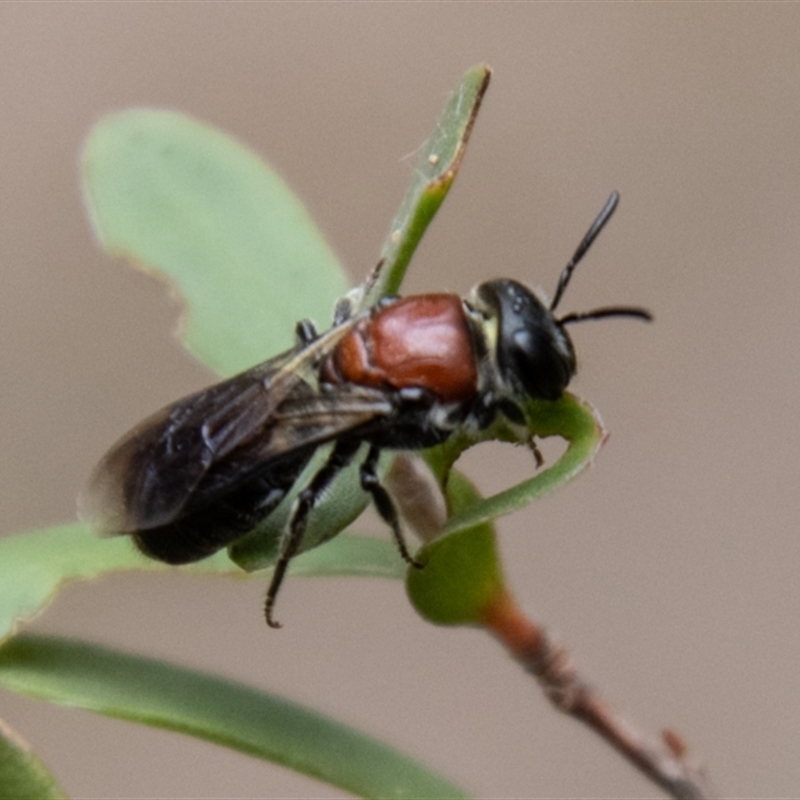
[79,322,394,537]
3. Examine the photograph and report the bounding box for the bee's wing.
[80,322,393,535]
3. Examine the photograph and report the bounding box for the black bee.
[80,192,651,627]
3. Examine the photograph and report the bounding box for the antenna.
[550,191,620,312]
[559,305,653,325]
[549,191,652,327]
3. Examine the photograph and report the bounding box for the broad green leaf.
[362,64,492,307]
[0,636,468,800]
[406,472,504,626]
[82,109,348,376]
[0,718,67,800]
[0,524,401,644]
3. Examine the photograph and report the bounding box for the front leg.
[360,444,423,569]
[529,436,545,469]
[294,318,319,347]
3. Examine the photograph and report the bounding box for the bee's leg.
[294,319,318,347]
[264,438,361,629]
[360,445,423,570]
[529,437,545,469]
[332,258,387,325]
[333,296,355,326]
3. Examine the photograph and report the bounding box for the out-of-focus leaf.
[0,718,67,800]
[0,636,468,800]
[0,524,401,644]
[82,109,347,377]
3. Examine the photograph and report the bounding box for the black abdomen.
[133,448,315,564]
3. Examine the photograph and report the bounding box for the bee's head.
[468,192,652,403]
[470,279,576,401]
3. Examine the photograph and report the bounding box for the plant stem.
[482,591,718,800]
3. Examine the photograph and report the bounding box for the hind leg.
[360,444,422,569]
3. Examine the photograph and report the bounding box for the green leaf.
[407,396,604,627]
[82,109,348,377]
[430,392,607,539]
[0,636,468,800]
[0,718,67,800]
[0,524,402,645]
[406,472,504,626]
[362,64,492,307]
[283,533,405,580]
[0,523,142,645]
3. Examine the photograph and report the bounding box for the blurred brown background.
[2,4,799,798]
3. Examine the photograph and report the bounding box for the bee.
[80,192,651,627]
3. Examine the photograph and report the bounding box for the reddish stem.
[482,591,717,800]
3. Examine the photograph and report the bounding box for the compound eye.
[504,328,571,401]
